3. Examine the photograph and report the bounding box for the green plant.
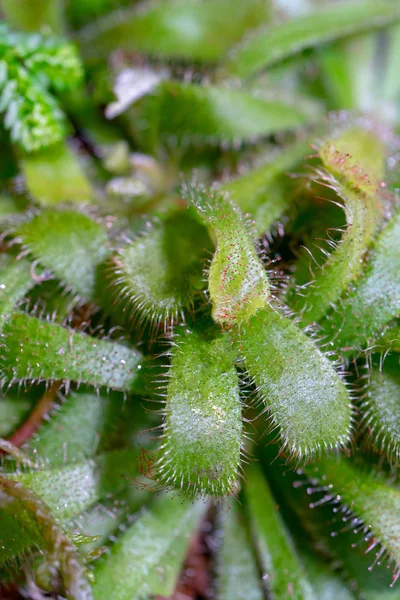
[2,1,400,599]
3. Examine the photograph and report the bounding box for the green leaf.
[0,253,36,329]
[92,494,205,600]
[306,455,400,587]
[78,0,271,63]
[224,0,400,79]
[246,465,315,599]
[320,208,400,353]
[0,25,83,151]
[0,475,93,600]
[288,128,384,325]
[1,312,144,392]
[134,81,311,149]
[104,211,211,328]
[186,185,270,326]
[216,499,264,600]
[14,209,110,299]
[21,142,93,205]
[157,330,242,497]
[0,0,64,33]
[235,304,352,457]
[221,139,310,235]
[11,447,139,522]
[362,354,400,467]
[0,394,31,436]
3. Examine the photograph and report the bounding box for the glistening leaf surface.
[225,0,400,79]
[158,331,242,497]
[236,305,352,457]
[1,312,143,392]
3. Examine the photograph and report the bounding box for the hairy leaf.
[235,305,352,457]
[362,354,400,467]
[320,208,400,353]
[14,209,109,299]
[157,330,242,497]
[79,0,271,63]
[0,253,35,329]
[0,476,93,600]
[186,185,270,326]
[225,0,400,79]
[306,455,400,587]
[11,448,139,522]
[1,312,144,392]
[246,465,315,599]
[289,129,384,324]
[92,494,205,600]
[216,499,264,600]
[104,212,211,328]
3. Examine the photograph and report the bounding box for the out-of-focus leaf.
[79,0,271,63]
[133,81,311,150]
[21,142,93,205]
[0,0,64,33]
[225,0,400,79]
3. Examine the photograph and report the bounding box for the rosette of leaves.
[2,1,400,599]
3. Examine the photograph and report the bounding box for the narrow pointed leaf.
[157,331,242,497]
[14,209,110,299]
[1,312,144,392]
[186,185,270,326]
[236,305,352,457]
[92,494,205,600]
[216,499,264,600]
[225,0,400,79]
[246,465,316,599]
